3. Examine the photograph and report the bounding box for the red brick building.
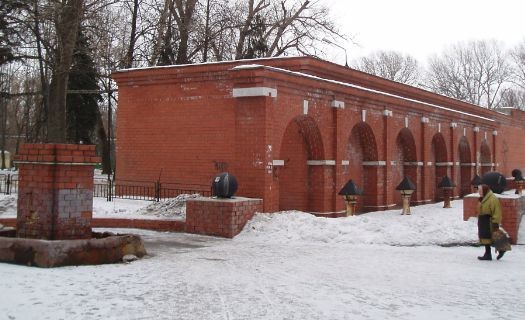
[112,57,525,215]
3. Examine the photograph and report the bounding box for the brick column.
[382,110,394,207]
[14,143,100,240]
[449,123,459,198]
[463,195,524,245]
[186,197,263,238]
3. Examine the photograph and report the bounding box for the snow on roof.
[232,64,495,123]
[114,56,301,73]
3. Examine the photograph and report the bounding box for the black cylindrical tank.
[212,172,238,198]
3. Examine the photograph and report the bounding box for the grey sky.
[321,0,525,64]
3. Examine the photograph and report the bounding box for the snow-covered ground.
[1,194,524,320]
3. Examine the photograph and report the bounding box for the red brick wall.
[186,197,263,238]
[463,195,524,244]
[14,143,99,240]
[0,217,15,227]
[0,217,185,233]
[113,57,525,215]
[91,218,185,232]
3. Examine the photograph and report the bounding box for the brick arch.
[294,115,325,160]
[278,116,325,212]
[480,139,492,176]
[347,122,379,212]
[431,133,448,201]
[393,128,418,204]
[458,136,472,196]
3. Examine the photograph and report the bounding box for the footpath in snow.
[1,193,524,319]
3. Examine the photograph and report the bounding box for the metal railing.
[0,173,18,195]
[2,174,210,202]
[93,179,212,201]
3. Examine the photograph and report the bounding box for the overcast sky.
[321,0,525,65]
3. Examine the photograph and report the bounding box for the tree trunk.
[173,0,197,65]
[96,107,111,174]
[47,0,84,143]
[123,0,139,68]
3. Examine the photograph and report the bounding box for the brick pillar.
[186,197,263,238]
[463,195,524,245]
[14,143,100,240]
[449,124,458,198]
[382,111,394,207]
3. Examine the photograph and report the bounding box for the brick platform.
[186,197,263,238]
[14,143,100,240]
[91,218,185,232]
[463,194,524,244]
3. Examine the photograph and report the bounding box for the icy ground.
[1,195,524,320]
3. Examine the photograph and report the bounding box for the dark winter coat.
[477,189,502,245]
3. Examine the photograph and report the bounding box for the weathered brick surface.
[186,197,263,238]
[1,217,185,233]
[14,143,99,240]
[463,195,524,244]
[113,57,525,218]
[91,218,185,232]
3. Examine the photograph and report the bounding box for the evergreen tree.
[66,27,101,144]
[243,14,268,59]
[0,0,28,66]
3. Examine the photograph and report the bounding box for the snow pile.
[239,201,480,246]
[91,198,152,219]
[134,194,201,220]
[1,192,523,245]
[0,194,16,217]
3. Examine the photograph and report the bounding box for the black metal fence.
[93,179,212,201]
[1,173,210,201]
[0,173,18,195]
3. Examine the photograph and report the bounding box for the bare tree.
[497,87,525,110]
[222,0,344,60]
[122,0,140,68]
[0,0,29,65]
[510,39,525,90]
[426,40,512,109]
[353,50,421,86]
[149,0,173,65]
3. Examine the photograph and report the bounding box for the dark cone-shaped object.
[481,172,506,194]
[438,175,456,188]
[338,179,363,196]
[438,175,455,208]
[212,172,238,198]
[511,169,523,181]
[396,176,416,191]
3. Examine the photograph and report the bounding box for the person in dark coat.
[477,184,504,260]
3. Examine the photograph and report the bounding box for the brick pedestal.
[14,143,100,240]
[463,194,524,244]
[185,197,263,238]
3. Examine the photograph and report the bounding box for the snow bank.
[91,194,200,220]
[239,201,479,246]
[133,194,200,220]
[0,194,16,217]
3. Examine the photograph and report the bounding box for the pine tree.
[66,27,101,144]
[0,0,28,66]
[243,14,268,59]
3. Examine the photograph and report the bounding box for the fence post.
[155,181,161,202]
[107,177,113,202]
[6,174,11,195]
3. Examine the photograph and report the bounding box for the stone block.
[186,197,263,238]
